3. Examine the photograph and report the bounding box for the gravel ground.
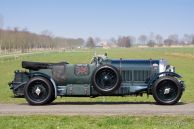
[0,102,194,116]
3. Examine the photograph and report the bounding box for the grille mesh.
[121,70,151,82]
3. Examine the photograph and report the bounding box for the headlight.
[159,60,167,73]
[166,65,175,72]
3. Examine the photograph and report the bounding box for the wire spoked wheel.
[157,80,178,101]
[24,77,54,105]
[92,65,121,95]
[152,76,183,105]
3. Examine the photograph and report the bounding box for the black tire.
[152,76,183,105]
[92,65,121,95]
[47,94,56,104]
[24,77,55,105]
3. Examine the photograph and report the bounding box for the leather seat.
[22,61,68,70]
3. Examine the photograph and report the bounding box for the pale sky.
[0,0,194,39]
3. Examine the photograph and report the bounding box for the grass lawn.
[0,115,194,129]
[0,47,194,104]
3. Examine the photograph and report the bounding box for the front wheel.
[152,76,183,105]
[92,65,121,95]
[24,77,55,105]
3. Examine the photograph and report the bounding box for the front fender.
[30,72,57,98]
[157,72,182,78]
[147,72,182,91]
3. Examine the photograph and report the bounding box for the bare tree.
[41,30,53,37]
[147,40,155,47]
[191,35,194,45]
[0,28,85,54]
[168,34,179,44]
[86,37,95,48]
[117,36,132,48]
[0,14,3,53]
[149,32,155,41]
[138,35,147,45]
[155,34,163,44]
[164,38,174,46]
[0,14,3,29]
[183,34,193,44]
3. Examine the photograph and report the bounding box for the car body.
[9,53,185,105]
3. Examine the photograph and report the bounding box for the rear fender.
[30,72,57,98]
[9,71,29,97]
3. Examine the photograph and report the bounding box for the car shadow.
[49,101,154,105]
[19,101,186,106]
[47,101,186,106]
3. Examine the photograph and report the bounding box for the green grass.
[0,47,194,103]
[0,115,194,129]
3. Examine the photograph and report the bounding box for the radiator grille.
[121,70,132,81]
[121,70,151,82]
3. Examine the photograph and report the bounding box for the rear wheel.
[24,77,55,105]
[92,65,121,95]
[152,76,183,105]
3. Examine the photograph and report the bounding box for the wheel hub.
[104,75,109,81]
[164,88,170,94]
[35,87,41,96]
